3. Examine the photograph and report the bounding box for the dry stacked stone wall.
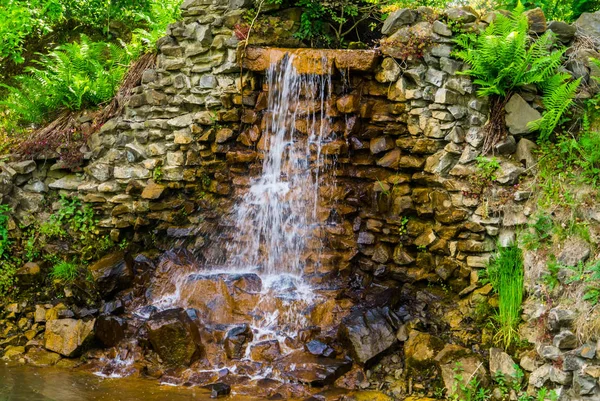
[1,2,540,295]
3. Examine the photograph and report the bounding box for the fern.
[454,2,579,144]
[0,34,131,125]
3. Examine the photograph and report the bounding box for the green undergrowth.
[449,362,558,401]
[484,245,524,350]
[0,195,123,299]
[0,0,181,136]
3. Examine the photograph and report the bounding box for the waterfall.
[225,54,332,277]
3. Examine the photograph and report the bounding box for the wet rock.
[489,348,520,385]
[276,351,352,386]
[24,348,62,367]
[250,340,281,362]
[375,58,401,83]
[95,315,127,348]
[505,94,542,135]
[146,308,203,366]
[15,262,42,286]
[204,382,231,398]
[553,330,578,350]
[405,331,445,369]
[305,340,335,358]
[2,346,25,360]
[88,251,134,297]
[337,307,399,364]
[224,324,253,360]
[141,181,166,199]
[557,237,590,267]
[44,318,95,357]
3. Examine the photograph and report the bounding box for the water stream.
[120,55,340,381]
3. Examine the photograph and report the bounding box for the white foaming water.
[225,54,332,276]
[141,55,335,375]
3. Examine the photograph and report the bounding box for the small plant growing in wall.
[454,3,580,152]
[486,245,524,350]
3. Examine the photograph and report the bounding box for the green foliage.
[0,204,16,297]
[0,0,158,68]
[487,245,524,350]
[520,214,553,250]
[500,0,600,22]
[476,156,501,181]
[1,35,131,125]
[450,362,490,401]
[50,260,79,282]
[0,204,12,259]
[38,195,112,262]
[454,3,579,141]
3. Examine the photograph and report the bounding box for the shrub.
[454,3,580,151]
[486,245,524,350]
[500,0,600,22]
[0,35,132,126]
[50,260,79,282]
[0,204,16,297]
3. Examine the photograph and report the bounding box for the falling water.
[226,54,332,277]
[129,55,337,379]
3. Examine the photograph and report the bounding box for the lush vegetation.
[0,0,180,136]
[454,4,579,152]
[486,245,524,350]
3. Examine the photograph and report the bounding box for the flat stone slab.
[242,47,380,74]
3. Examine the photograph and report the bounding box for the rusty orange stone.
[243,47,380,74]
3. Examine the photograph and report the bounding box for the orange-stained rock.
[141,181,166,200]
[250,340,281,362]
[336,94,360,113]
[243,48,379,74]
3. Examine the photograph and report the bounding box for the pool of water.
[0,363,256,401]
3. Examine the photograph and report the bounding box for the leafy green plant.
[500,0,600,22]
[487,245,524,350]
[1,34,131,125]
[454,3,580,151]
[50,260,79,282]
[0,204,12,259]
[450,362,490,401]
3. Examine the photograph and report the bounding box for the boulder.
[446,7,478,23]
[524,8,546,33]
[547,308,575,332]
[250,340,281,362]
[515,138,538,168]
[95,315,127,348]
[553,330,577,350]
[548,21,576,43]
[575,11,600,42]
[44,318,95,357]
[276,351,352,386]
[224,324,253,360]
[382,8,417,35]
[375,58,401,83]
[489,348,520,385]
[505,94,542,135]
[337,307,399,364]
[145,308,202,366]
[24,348,62,367]
[88,251,134,297]
[15,262,42,286]
[404,331,445,369]
[557,237,591,267]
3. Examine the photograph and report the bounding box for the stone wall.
[0,1,545,293]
